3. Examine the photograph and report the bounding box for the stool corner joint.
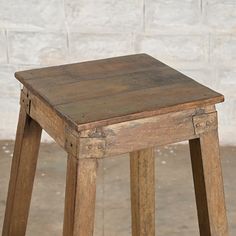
[192,111,218,136]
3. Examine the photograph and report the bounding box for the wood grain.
[63,156,77,236]
[55,80,222,130]
[15,54,159,82]
[2,107,42,236]
[29,90,68,147]
[23,67,187,106]
[189,129,229,236]
[15,54,224,130]
[63,156,97,236]
[76,107,219,159]
[103,108,196,157]
[130,148,155,236]
[23,77,219,161]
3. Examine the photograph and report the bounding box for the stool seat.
[15,54,224,130]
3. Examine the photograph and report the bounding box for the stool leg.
[63,156,97,236]
[130,148,155,236]
[189,129,229,236]
[2,107,42,236]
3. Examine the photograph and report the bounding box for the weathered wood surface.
[193,112,218,135]
[189,130,229,236]
[79,107,217,158]
[22,85,218,159]
[2,107,42,236]
[24,86,218,159]
[21,89,68,149]
[63,156,78,236]
[63,156,97,236]
[15,54,224,131]
[130,148,155,236]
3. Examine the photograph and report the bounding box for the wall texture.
[0,0,235,144]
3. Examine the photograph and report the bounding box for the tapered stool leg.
[130,148,155,236]
[2,107,42,236]
[63,156,97,236]
[189,129,229,236]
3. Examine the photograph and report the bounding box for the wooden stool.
[2,54,228,236]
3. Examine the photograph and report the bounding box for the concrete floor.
[0,141,235,235]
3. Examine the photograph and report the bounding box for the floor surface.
[0,141,235,235]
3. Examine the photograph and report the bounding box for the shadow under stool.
[2,54,228,236]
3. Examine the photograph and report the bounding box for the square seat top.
[15,54,224,130]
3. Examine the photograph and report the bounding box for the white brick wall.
[0,31,7,63]
[69,33,134,62]
[205,1,236,29]
[145,0,200,29]
[66,0,143,32]
[0,0,235,145]
[211,35,236,65]
[0,65,20,139]
[135,35,208,67]
[0,0,65,30]
[8,31,68,65]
